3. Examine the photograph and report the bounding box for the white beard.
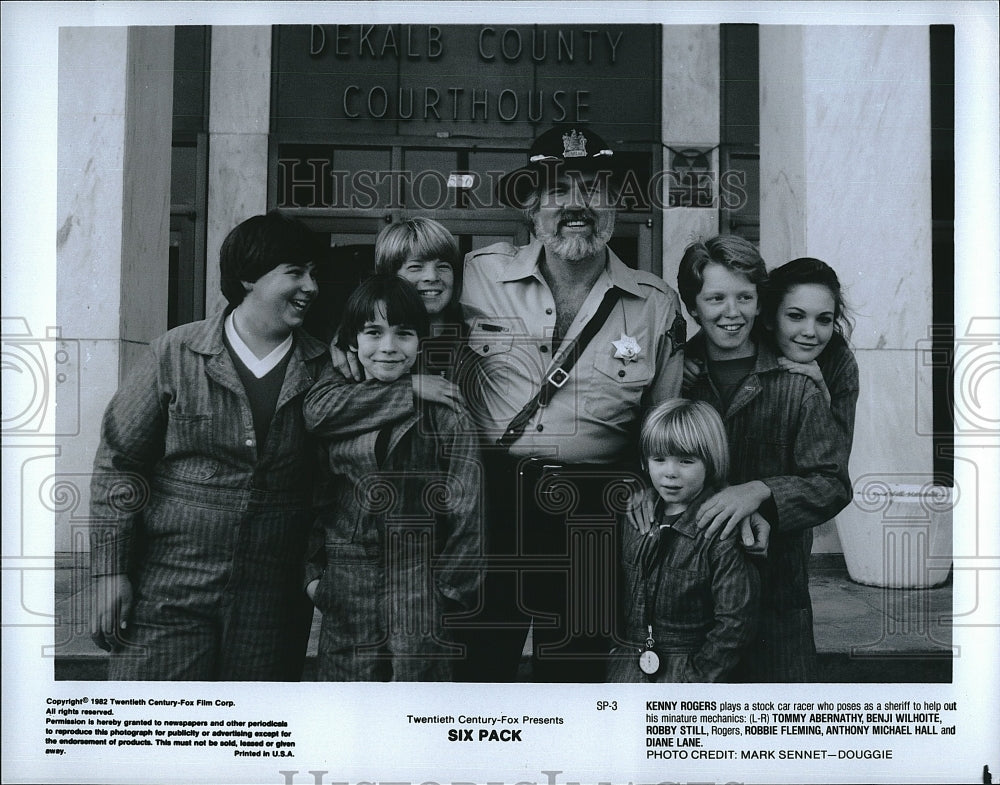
[534,211,616,262]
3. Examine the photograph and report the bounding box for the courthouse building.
[52,23,956,611]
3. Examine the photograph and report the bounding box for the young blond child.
[607,399,759,683]
[373,216,466,380]
[305,218,468,445]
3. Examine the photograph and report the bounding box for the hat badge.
[562,129,588,158]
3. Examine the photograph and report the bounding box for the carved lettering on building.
[305,25,621,124]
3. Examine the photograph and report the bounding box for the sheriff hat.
[497,125,620,209]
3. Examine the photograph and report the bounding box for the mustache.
[556,208,597,225]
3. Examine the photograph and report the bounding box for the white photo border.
[2,2,998,784]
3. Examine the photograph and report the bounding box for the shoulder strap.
[497,287,621,450]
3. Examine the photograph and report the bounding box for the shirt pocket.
[161,412,220,481]
[466,318,516,358]
[584,348,652,421]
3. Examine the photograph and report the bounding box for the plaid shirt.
[611,487,759,683]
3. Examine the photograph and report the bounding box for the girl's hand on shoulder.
[682,358,705,390]
[777,357,831,405]
[695,481,772,541]
[411,374,465,409]
[330,339,365,382]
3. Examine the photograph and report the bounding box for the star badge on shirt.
[612,334,641,363]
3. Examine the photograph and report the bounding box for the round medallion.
[638,648,660,675]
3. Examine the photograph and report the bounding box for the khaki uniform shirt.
[459,238,685,464]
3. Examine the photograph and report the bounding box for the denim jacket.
[305,392,483,680]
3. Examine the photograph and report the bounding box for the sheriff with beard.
[454,126,687,683]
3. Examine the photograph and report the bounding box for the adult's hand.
[411,374,465,409]
[330,340,364,382]
[305,579,319,603]
[90,574,133,652]
[695,481,772,541]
